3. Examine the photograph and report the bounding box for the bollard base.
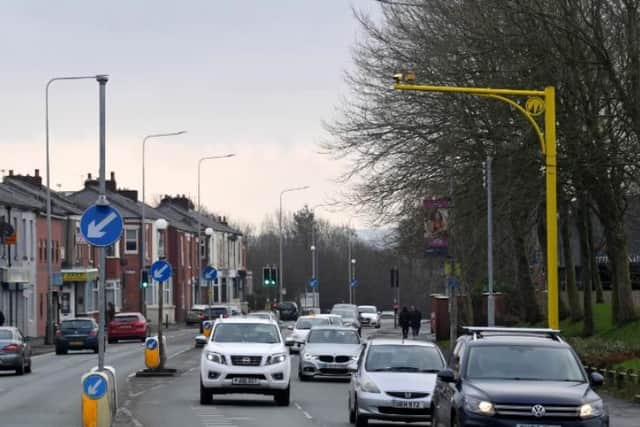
[135,368,178,377]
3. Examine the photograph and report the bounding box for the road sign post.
[203,266,218,319]
[150,260,172,372]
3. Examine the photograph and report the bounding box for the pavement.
[3,319,639,426]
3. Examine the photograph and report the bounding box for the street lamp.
[45,74,108,345]
[155,218,169,369]
[351,258,357,305]
[279,186,310,303]
[310,244,316,311]
[205,227,214,311]
[196,154,235,304]
[140,131,186,315]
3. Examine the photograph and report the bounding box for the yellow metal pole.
[544,86,559,329]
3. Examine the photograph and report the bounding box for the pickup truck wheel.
[200,380,213,405]
[274,385,290,406]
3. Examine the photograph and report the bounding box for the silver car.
[348,339,446,426]
[298,327,362,381]
[0,327,32,375]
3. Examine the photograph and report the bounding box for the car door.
[434,340,464,426]
[350,344,368,410]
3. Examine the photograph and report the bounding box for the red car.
[107,312,149,343]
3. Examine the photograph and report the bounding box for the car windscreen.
[331,309,357,320]
[212,323,280,343]
[295,317,330,329]
[308,329,360,344]
[358,307,376,313]
[365,345,445,372]
[465,345,586,382]
[60,320,94,330]
[205,308,228,317]
[279,303,296,311]
[247,313,271,320]
[328,316,344,325]
[113,315,139,323]
[0,330,13,339]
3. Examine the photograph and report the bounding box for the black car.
[433,327,608,427]
[278,301,299,321]
[55,318,100,355]
[0,327,32,375]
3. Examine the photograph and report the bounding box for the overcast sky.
[0,0,381,229]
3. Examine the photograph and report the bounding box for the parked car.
[0,326,32,375]
[319,314,344,326]
[285,315,331,353]
[299,326,361,381]
[246,311,278,322]
[107,312,149,343]
[277,301,299,321]
[199,317,290,406]
[380,310,395,320]
[349,338,446,426]
[358,305,381,328]
[186,304,210,325]
[198,305,235,334]
[433,327,608,427]
[55,318,100,355]
[330,306,361,335]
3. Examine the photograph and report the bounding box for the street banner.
[424,198,449,256]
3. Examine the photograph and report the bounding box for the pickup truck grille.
[230,355,262,366]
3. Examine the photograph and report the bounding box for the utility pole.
[96,75,108,371]
[486,156,495,326]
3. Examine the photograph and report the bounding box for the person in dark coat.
[0,309,5,326]
[409,305,422,337]
[398,306,410,339]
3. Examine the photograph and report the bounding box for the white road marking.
[128,372,137,378]
[294,401,313,420]
[118,407,144,427]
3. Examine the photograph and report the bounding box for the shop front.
[57,268,99,321]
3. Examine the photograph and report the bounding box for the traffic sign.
[448,277,460,288]
[308,278,319,289]
[203,265,218,281]
[80,204,123,247]
[150,260,172,282]
[83,373,107,400]
[146,338,158,350]
[350,279,358,289]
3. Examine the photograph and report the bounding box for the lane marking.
[294,401,313,420]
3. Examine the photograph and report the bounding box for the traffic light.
[141,269,149,289]
[390,267,399,288]
[263,267,271,287]
[270,266,278,287]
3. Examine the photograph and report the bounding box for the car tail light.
[2,344,21,353]
[55,329,62,337]
[223,313,229,318]
[89,329,98,337]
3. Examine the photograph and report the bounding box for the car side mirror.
[590,372,604,387]
[437,368,456,383]
[195,335,207,347]
[347,361,358,373]
[287,325,293,331]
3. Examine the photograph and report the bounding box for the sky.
[0,0,382,231]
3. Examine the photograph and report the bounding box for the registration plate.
[516,424,561,427]
[70,341,83,346]
[231,377,260,385]
[392,400,424,409]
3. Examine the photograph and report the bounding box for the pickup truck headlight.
[580,400,604,418]
[266,353,287,365]
[206,352,226,365]
[464,396,495,416]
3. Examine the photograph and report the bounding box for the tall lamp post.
[351,258,357,305]
[205,227,214,310]
[45,74,107,345]
[140,131,186,315]
[154,218,169,369]
[196,154,235,304]
[279,186,310,303]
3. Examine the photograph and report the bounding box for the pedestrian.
[398,306,410,339]
[0,308,4,326]
[410,305,422,338]
[107,302,115,323]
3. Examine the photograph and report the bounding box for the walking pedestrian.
[409,305,422,338]
[0,308,5,326]
[399,306,410,339]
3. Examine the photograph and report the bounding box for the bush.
[568,337,640,367]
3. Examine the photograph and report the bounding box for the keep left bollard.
[81,371,111,427]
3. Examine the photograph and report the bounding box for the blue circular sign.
[203,266,218,281]
[80,204,124,247]
[146,338,158,350]
[83,373,107,400]
[150,260,172,282]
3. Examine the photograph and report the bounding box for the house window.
[106,280,121,311]
[105,239,120,258]
[180,235,184,266]
[158,230,166,259]
[125,227,138,254]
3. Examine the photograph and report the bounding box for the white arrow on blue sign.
[308,278,319,289]
[203,266,218,281]
[146,337,158,350]
[83,373,107,400]
[150,260,172,282]
[80,204,123,247]
[350,279,358,289]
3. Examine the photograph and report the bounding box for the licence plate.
[392,400,424,409]
[231,377,260,385]
[70,341,83,346]
[516,424,561,427]
[119,325,132,329]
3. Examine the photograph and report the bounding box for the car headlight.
[205,352,226,365]
[580,399,605,418]
[343,321,352,326]
[359,375,381,394]
[464,396,495,416]
[267,353,287,365]
[303,353,316,361]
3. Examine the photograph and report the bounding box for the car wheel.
[450,414,460,427]
[25,358,32,374]
[355,398,368,427]
[55,347,67,355]
[93,347,99,354]
[274,385,291,406]
[16,359,25,375]
[200,380,213,405]
[298,371,309,382]
[108,338,115,344]
[348,396,356,424]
